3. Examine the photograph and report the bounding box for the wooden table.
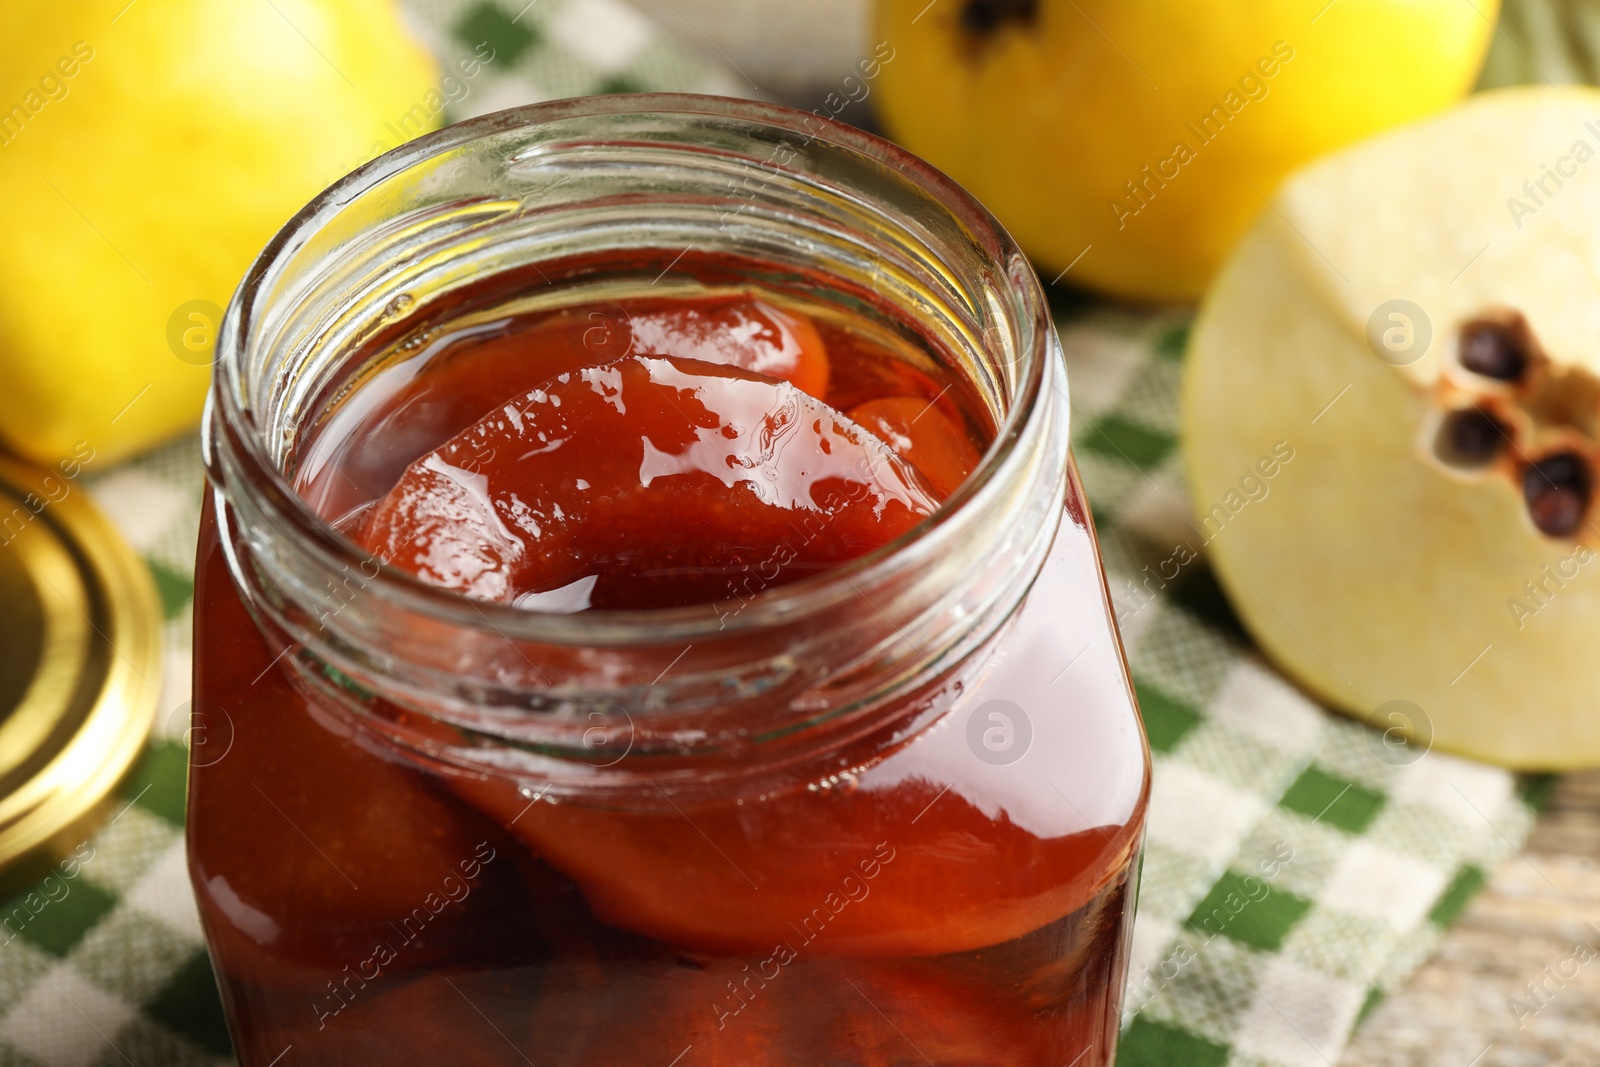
[1343,771,1600,1066]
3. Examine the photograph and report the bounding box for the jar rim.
[211,92,1055,646]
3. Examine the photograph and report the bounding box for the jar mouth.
[212,93,1054,648]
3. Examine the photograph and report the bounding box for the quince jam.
[189,258,1149,1066]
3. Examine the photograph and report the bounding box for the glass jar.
[189,94,1149,1067]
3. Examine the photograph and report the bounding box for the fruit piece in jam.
[354,353,937,609]
[847,396,983,498]
[628,296,831,399]
[296,295,836,523]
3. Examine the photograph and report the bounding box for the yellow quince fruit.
[0,0,439,465]
[1185,86,1600,769]
[872,0,1497,302]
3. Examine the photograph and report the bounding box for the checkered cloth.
[0,2,1546,1065]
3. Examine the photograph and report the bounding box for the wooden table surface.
[1342,771,1600,1066]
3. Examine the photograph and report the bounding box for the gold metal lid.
[0,453,162,867]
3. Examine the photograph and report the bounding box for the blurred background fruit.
[870,0,1496,302]
[0,0,437,466]
[1184,85,1600,769]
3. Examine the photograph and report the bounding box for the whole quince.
[0,0,439,465]
[872,0,1496,302]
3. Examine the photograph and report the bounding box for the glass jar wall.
[189,95,1150,1067]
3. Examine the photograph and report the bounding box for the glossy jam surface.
[299,288,985,609]
[357,353,939,609]
[190,280,1148,1066]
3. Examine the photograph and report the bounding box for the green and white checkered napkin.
[0,2,1548,1065]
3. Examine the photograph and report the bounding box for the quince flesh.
[872,0,1495,302]
[0,0,438,464]
[1185,86,1600,769]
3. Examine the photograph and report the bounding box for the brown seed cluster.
[1428,310,1595,539]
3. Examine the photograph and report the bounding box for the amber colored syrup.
[189,258,1147,1066]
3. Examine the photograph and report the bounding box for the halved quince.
[1185,86,1600,769]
